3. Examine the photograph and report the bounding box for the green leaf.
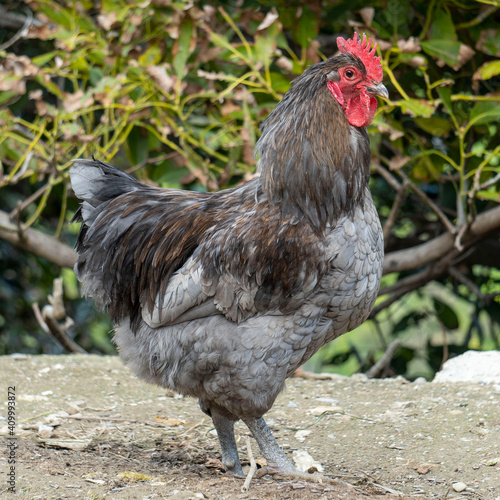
[400,99,435,118]
[470,102,500,126]
[437,87,453,115]
[294,6,318,49]
[432,298,459,329]
[0,91,19,104]
[420,40,461,67]
[270,72,291,93]
[32,51,58,66]
[477,189,500,202]
[254,22,280,68]
[430,9,457,41]
[173,16,195,77]
[139,45,163,67]
[415,117,452,136]
[473,61,500,81]
[476,29,500,57]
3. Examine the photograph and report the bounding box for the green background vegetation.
[1,0,499,379]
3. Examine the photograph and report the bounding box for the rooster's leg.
[212,411,243,476]
[243,417,296,474]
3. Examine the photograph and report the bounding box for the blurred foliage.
[0,0,499,377]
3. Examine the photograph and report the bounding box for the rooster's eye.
[344,69,356,80]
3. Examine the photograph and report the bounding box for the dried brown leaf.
[97,12,118,31]
[476,29,500,57]
[451,44,475,71]
[257,8,279,31]
[359,7,374,27]
[397,37,421,53]
[62,90,94,114]
[153,416,185,426]
[389,156,411,171]
[146,65,174,94]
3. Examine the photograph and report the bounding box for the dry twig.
[0,8,33,51]
[33,277,87,354]
[241,437,257,492]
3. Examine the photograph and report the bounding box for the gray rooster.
[70,32,387,477]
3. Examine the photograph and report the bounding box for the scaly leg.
[243,417,296,474]
[212,410,243,476]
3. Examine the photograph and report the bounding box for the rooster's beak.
[366,83,389,99]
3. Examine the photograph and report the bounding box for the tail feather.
[70,159,142,209]
[68,158,219,327]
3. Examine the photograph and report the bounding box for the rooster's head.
[327,33,388,128]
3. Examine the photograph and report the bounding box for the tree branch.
[383,204,500,275]
[0,209,77,268]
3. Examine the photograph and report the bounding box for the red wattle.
[344,93,377,128]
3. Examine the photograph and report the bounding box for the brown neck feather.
[256,59,371,232]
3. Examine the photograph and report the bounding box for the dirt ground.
[0,355,499,500]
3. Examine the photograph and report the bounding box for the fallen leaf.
[153,416,185,426]
[117,471,154,482]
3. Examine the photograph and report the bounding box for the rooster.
[70,33,387,477]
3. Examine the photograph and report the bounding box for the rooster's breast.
[320,189,383,336]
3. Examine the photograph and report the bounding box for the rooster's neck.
[256,75,371,232]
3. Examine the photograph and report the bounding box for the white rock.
[452,482,467,492]
[295,429,312,442]
[433,351,500,384]
[292,450,324,473]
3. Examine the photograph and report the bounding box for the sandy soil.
[0,355,499,499]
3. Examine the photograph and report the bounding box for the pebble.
[452,482,467,492]
[292,450,324,473]
[413,377,427,384]
[295,429,312,442]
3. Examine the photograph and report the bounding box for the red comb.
[337,32,383,82]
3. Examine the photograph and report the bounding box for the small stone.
[309,406,343,416]
[413,377,427,384]
[295,430,311,442]
[452,482,467,492]
[38,423,54,438]
[485,458,499,466]
[67,400,86,415]
[292,450,324,473]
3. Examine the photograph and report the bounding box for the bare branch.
[365,340,400,379]
[0,8,33,51]
[0,7,42,30]
[373,162,401,191]
[9,181,49,220]
[0,209,77,268]
[383,204,500,275]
